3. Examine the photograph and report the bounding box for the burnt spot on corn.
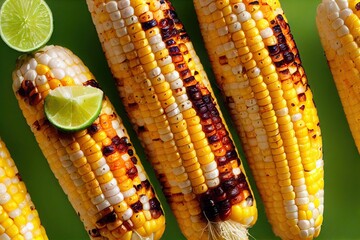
[88,228,101,237]
[18,80,42,105]
[356,2,360,11]
[84,79,102,90]
[96,211,117,227]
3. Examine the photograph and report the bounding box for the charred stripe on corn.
[316,0,360,153]
[194,0,324,239]
[0,138,48,240]
[12,45,166,240]
[86,0,257,239]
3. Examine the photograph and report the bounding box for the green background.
[0,0,359,239]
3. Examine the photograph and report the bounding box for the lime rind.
[44,86,104,132]
[0,0,53,52]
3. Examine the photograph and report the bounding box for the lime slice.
[0,0,53,52]
[44,86,104,132]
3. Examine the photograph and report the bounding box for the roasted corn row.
[193,0,324,239]
[86,0,257,239]
[0,138,48,240]
[11,45,166,240]
[316,0,360,153]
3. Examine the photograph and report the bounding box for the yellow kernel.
[36,64,50,75]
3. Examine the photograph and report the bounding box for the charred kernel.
[130,156,138,164]
[142,179,151,189]
[131,201,143,213]
[84,79,101,89]
[165,39,176,46]
[96,211,117,226]
[127,166,138,179]
[159,18,174,30]
[225,150,237,160]
[112,136,121,145]
[141,19,158,31]
[127,149,134,156]
[103,145,116,156]
[216,155,228,166]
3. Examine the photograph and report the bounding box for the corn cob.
[316,0,360,153]
[11,45,166,240]
[0,138,48,240]
[193,0,324,239]
[86,0,258,239]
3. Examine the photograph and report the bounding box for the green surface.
[0,0,359,239]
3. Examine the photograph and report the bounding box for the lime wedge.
[44,86,104,132]
[0,0,53,52]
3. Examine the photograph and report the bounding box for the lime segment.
[44,86,104,132]
[0,0,53,52]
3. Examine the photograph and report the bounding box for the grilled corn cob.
[0,138,48,240]
[316,0,360,153]
[86,0,257,239]
[11,45,166,240]
[193,0,324,239]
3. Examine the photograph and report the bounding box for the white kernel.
[285,205,298,213]
[96,200,111,211]
[69,150,84,161]
[113,19,125,29]
[206,178,220,188]
[138,172,147,181]
[48,58,66,69]
[228,22,241,33]
[238,11,251,22]
[217,26,228,36]
[208,2,217,13]
[157,55,172,67]
[123,42,134,53]
[232,3,246,14]
[125,16,138,26]
[149,34,162,45]
[148,67,161,78]
[20,63,31,75]
[179,179,191,188]
[252,10,264,21]
[0,193,10,204]
[298,220,311,230]
[9,208,21,218]
[286,211,298,220]
[101,178,117,191]
[143,202,150,211]
[275,107,289,116]
[165,71,180,82]
[118,0,130,9]
[178,100,192,112]
[151,41,166,52]
[140,195,149,204]
[104,186,120,198]
[95,164,110,176]
[335,0,348,9]
[24,232,33,240]
[106,1,118,13]
[331,17,344,30]
[37,53,51,65]
[108,193,124,205]
[232,167,241,176]
[116,27,127,37]
[92,194,106,206]
[339,8,352,19]
[291,113,302,122]
[122,187,136,198]
[202,161,217,172]
[295,197,309,205]
[122,208,133,221]
[204,169,219,179]
[52,68,66,80]
[0,183,7,194]
[260,27,273,39]
[336,25,349,37]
